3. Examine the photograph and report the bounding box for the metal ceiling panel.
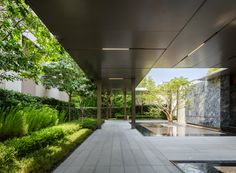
[155,0,236,68]
[176,19,236,68]
[27,0,219,90]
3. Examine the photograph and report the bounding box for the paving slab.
[53,120,236,173]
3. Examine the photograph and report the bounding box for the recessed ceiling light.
[188,43,205,57]
[109,78,124,80]
[102,48,129,51]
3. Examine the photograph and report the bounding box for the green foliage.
[0,88,80,120]
[25,106,58,132]
[0,105,59,140]
[41,58,95,120]
[0,118,94,173]
[137,76,157,104]
[155,77,191,122]
[0,0,67,82]
[109,93,131,108]
[41,58,82,95]
[0,88,39,107]
[5,127,65,157]
[0,106,28,140]
[58,111,66,124]
[79,118,97,130]
[18,129,92,173]
[5,121,82,157]
[0,143,18,172]
[208,68,220,73]
[144,107,166,119]
[56,121,81,135]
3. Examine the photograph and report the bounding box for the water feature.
[173,161,236,173]
[136,122,233,136]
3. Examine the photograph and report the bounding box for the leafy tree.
[73,76,95,119]
[155,77,191,122]
[41,57,84,121]
[137,76,157,114]
[0,0,65,82]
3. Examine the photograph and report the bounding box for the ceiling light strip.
[102,48,129,51]
[109,78,124,80]
[187,43,205,57]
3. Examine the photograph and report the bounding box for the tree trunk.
[106,97,109,119]
[123,89,127,120]
[141,103,144,115]
[167,92,173,123]
[80,98,84,121]
[169,113,173,123]
[68,93,72,121]
[166,113,170,122]
[110,103,112,118]
[176,90,179,121]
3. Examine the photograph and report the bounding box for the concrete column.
[131,78,136,129]
[97,80,102,129]
[123,89,127,120]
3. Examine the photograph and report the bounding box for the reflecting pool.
[135,122,233,136]
[173,161,236,173]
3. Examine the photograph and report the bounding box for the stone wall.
[220,75,230,128]
[185,76,230,128]
[230,78,236,127]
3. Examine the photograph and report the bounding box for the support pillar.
[123,89,127,120]
[97,80,102,129]
[131,78,136,129]
[106,92,109,119]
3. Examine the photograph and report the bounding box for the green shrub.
[0,106,28,140]
[56,121,81,135]
[25,106,58,132]
[0,105,59,140]
[0,143,18,172]
[0,88,80,120]
[5,127,65,157]
[18,129,92,173]
[79,118,97,130]
[5,122,81,157]
[144,107,167,120]
[58,111,66,124]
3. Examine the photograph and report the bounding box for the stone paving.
[53,120,236,173]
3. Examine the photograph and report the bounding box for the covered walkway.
[53,121,236,173]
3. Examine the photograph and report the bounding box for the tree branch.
[1,18,24,41]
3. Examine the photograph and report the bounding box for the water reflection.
[136,122,229,136]
[174,161,236,173]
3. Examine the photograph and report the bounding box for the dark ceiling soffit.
[173,17,236,68]
[152,0,207,68]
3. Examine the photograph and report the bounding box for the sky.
[147,68,210,84]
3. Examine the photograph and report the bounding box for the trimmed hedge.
[0,88,165,120]
[0,88,80,120]
[78,118,97,130]
[5,122,81,157]
[0,128,92,173]
[0,143,17,172]
[0,118,97,173]
[20,129,92,173]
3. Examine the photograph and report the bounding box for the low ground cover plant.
[20,129,92,173]
[0,118,96,173]
[78,118,97,130]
